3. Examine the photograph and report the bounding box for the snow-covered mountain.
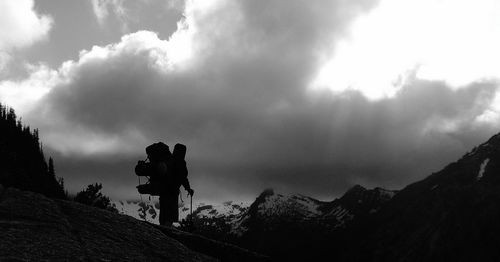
[223,186,397,260]
[225,131,500,261]
[112,198,250,225]
[191,201,249,220]
[231,186,397,236]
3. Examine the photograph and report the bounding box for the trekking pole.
[138,176,143,202]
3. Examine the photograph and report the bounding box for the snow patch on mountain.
[113,199,194,224]
[194,201,250,219]
[113,200,160,224]
[477,158,490,180]
[375,187,397,199]
[257,193,323,218]
[323,206,353,227]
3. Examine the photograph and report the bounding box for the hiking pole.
[190,193,194,232]
[138,176,143,202]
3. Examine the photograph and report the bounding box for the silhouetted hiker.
[136,142,194,226]
[161,143,194,226]
[143,142,172,225]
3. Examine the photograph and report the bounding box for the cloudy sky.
[1,0,500,202]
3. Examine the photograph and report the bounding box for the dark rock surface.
[152,223,270,262]
[0,186,223,261]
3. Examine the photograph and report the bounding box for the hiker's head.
[173,143,187,160]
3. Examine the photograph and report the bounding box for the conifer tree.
[0,102,66,199]
[48,157,55,177]
[75,183,117,212]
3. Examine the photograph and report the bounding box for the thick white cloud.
[0,0,52,50]
[2,0,500,201]
[0,0,52,71]
[312,0,500,100]
[0,64,59,112]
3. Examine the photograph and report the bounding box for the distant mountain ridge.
[233,185,396,235]
[225,185,396,260]
[113,184,397,261]
[180,132,500,261]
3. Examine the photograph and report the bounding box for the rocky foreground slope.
[0,184,268,261]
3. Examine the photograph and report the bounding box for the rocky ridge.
[0,184,268,261]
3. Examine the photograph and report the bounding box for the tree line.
[0,103,116,211]
[0,103,66,198]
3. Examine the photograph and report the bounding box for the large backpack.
[135,142,170,196]
[136,163,165,196]
[145,142,170,161]
[171,143,188,185]
[135,161,167,196]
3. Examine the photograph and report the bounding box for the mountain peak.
[250,188,275,209]
[344,184,367,195]
[259,188,275,198]
[321,185,398,219]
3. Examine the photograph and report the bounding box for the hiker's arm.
[181,170,191,190]
[180,163,193,195]
[183,180,193,196]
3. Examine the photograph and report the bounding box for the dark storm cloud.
[23,0,500,201]
[45,76,499,201]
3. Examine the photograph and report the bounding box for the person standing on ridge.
[161,143,194,226]
[144,142,171,226]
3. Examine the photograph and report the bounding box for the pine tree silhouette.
[48,157,55,177]
[0,102,66,199]
[74,183,117,212]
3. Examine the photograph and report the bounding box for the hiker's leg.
[173,194,179,222]
[159,196,165,225]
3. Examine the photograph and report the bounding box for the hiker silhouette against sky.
[146,142,194,226]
